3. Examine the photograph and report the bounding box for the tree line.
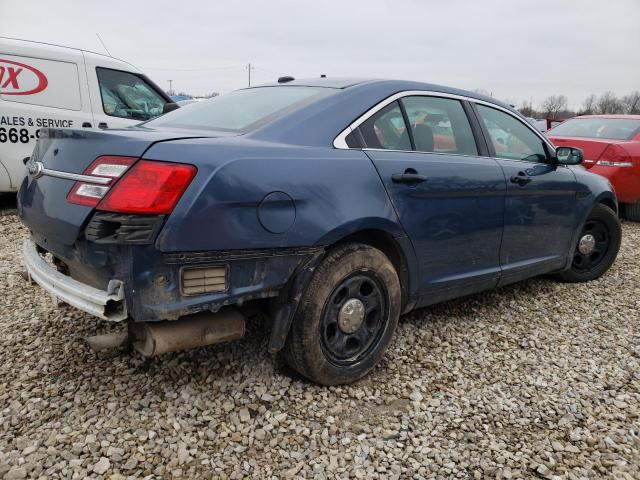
[518,91,640,120]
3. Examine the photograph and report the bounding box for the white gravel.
[1,212,639,479]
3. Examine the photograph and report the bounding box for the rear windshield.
[145,86,332,132]
[549,118,640,140]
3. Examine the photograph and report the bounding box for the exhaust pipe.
[130,307,245,357]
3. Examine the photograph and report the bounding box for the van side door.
[0,47,93,190]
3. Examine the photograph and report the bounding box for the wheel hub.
[338,298,365,333]
[578,233,596,255]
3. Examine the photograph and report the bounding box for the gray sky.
[2,0,638,109]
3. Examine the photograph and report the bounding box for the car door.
[473,103,577,285]
[353,95,506,305]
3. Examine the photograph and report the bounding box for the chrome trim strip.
[41,167,112,185]
[22,240,127,322]
[333,90,556,152]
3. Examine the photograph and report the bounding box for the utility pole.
[167,80,173,95]
[246,63,254,87]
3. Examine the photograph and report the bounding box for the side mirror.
[162,102,180,114]
[555,146,583,165]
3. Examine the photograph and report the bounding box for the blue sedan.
[18,78,621,385]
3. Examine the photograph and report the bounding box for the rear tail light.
[67,157,196,214]
[98,161,196,214]
[67,156,137,207]
[596,144,633,167]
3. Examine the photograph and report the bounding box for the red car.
[547,115,640,220]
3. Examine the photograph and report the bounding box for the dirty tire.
[283,243,401,385]
[623,202,640,222]
[556,204,621,283]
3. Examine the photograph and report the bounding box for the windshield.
[146,86,333,132]
[549,118,640,140]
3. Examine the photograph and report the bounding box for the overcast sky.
[1,0,638,108]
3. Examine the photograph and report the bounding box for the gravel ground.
[0,211,639,479]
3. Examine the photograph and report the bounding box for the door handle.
[82,122,92,128]
[391,169,428,185]
[510,173,532,186]
[98,122,108,129]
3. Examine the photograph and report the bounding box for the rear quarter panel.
[144,139,407,252]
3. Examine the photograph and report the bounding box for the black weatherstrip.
[398,99,416,151]
[463,100,492,158]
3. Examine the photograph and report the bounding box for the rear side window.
[549,118,640,141]
[358,101,411,151]
[476,105,547,162]
[146,86,332,132]
[401,96,478,155]
[96,68,167,121]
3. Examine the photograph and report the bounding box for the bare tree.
[519,100,536,118]
[621,91,640,114]
[581,94,597,115]
[540,95,568,119]
[596,91,623,114]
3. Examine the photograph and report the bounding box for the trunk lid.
[547,135,615,169]
[17,127,222,254]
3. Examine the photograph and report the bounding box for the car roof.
[257,78,376,89]
[251,77,510,110]
[573,114,640,120]
[240,77,521,147]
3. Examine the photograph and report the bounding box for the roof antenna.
[96,33,112,56]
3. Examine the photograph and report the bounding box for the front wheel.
[556,204,621,282]
[283,243,401,385]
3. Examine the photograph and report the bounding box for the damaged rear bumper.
[22,239,128,321]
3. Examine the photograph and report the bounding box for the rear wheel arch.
[267,227,413,354]
[328,229,411,311]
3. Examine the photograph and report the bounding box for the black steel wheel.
[571,219,610,273]
[556,204,621,282]
[320,273,388,366]
[283,243,401,385]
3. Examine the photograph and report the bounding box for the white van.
[0,37,174,192]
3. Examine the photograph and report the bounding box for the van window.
[0,55,81,110]
[96,68,167,121]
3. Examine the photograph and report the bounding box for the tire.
[283,243,401,385]
[556,204,621,282]
[623,202,640,222]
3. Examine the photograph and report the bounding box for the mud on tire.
[283,243,401,385]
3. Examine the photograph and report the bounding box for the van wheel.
[283,243,401,385]
[623,202,640,222]
[556,204,621,283]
